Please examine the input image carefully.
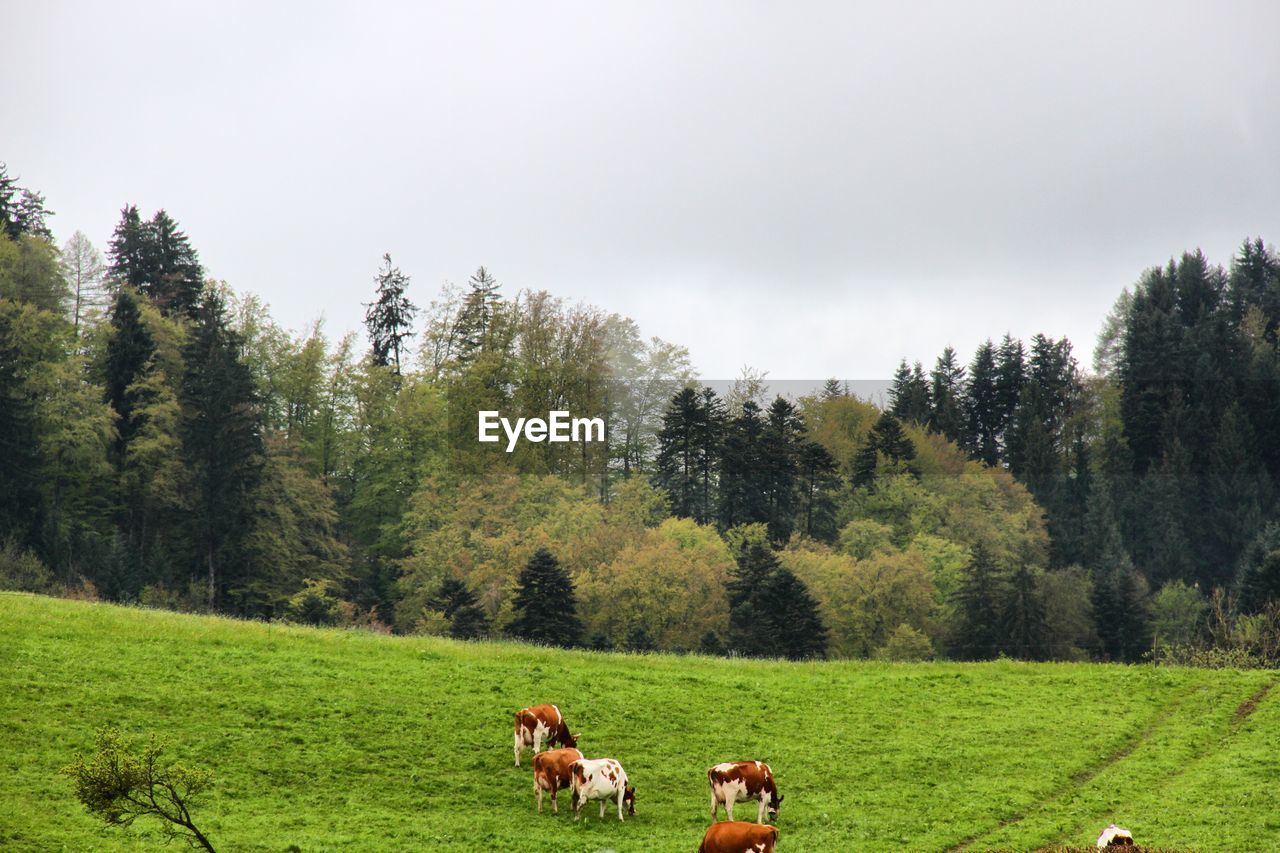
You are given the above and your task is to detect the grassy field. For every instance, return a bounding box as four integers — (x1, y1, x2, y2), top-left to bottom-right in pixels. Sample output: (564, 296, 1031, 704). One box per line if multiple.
(2, 592, 1278, 852)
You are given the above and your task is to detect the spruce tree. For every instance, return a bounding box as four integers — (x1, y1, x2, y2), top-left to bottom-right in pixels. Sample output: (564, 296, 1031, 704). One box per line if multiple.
(760, 396, 802, 544)
(451, 266, 502, 365)
(964, 340, 1001, 465)
(147, 210, 204, 317)
(797, 438, 840, 542)
(889, 360, 931, 424)
(928, 346, 966, 443)
(654, 387, 704, 520)
(950, 544, 1008, 660)
(107, 205, 153, 290)
(104, 290, 156, 465)
(0, 307, 42, 543)
(1238, 524, 1280, 614)
(180, 291, 264, 612)
(853, 411, 917, 490)
(994, 334, 1025, 462)
(717, 401, 767, 529)
(428, 577, 490, 639)
(1001, 565, 1048, 660)
(363, 254, 417, 374)
(507, 547, 583, 647)
(726, 540, 827, 659)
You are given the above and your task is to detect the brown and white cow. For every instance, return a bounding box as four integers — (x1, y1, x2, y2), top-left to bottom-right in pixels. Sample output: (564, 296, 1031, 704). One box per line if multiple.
(708, 761, 783, 823)
(1096, 824, 1135, 848)
(569, 757, 635, 822)
(513, 704, 577, 767)
(531, 747, 583, 814)
(698, 821, 780, 853)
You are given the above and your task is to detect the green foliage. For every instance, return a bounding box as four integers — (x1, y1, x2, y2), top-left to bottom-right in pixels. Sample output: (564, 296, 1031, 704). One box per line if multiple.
(425, 577, 490, 640)
(0, 538, 54, 592)
(875, 623, 935, 661)
(363, 254, 416, 373)
(1150, 581, 1207, 649)
(0, 231, 68, 311)
(727, 539, 828, 659)
(506, 547, 583, 647)
(284, 578, 341, 626)
(107, 206, 204, 317)
(62, 727, 216, 851)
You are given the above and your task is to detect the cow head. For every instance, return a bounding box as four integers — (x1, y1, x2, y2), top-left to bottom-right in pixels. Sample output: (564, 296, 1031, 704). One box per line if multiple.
(623, 784, 636, 816)
(563, 730, 580, 749)
(767, 791, 783, 821)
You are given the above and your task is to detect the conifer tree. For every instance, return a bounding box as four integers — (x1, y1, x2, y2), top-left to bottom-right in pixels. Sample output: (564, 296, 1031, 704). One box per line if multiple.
(180, 291, 264, 611)
(451, 266, 501, 365)
(852, 411, 916, 490)
(888, 359, 931, 424)
(964, 340, 1001, 464)
(760, 396, 802, 544)
(147, 210, 204, 317)
(428, 577, 491, 639)
(507, 547, 583, 647)
(363, 254, 416, 374)
(717, 400, 766, 529)
(994, 334, 1025, 461)
(1238, 524, 1280, 613)
(797, 438, 840, 542)
(654, 387, 704, 520)
(726, 540, 827, 659)
(928, 346, 966, 443)
(1002, 565, 1048, 660)
(950, 544, 1008, 660)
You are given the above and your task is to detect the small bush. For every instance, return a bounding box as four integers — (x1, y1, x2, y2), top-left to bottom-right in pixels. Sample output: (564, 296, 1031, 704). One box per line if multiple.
(284, 578, 340, 626)
(0, 539, 54, 593)
(876, 624, 935, 662)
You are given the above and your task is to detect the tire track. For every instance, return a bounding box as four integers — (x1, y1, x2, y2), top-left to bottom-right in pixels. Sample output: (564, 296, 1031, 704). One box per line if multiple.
(945, 683, 1207, 853)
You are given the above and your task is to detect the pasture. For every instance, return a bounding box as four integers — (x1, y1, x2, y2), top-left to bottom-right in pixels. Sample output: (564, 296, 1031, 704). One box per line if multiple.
(2, 592, 1277, 851)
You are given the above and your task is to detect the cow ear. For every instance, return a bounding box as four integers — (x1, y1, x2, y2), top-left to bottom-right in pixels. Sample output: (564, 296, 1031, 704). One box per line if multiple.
(778, 794, 785, 802)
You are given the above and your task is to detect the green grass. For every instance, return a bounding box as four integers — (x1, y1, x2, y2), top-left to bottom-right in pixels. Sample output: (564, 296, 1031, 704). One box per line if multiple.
(2, 592, 1277, 852)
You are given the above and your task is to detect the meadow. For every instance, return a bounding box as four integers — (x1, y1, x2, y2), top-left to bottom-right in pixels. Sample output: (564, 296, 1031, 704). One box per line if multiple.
(2, 592, 1277, 852)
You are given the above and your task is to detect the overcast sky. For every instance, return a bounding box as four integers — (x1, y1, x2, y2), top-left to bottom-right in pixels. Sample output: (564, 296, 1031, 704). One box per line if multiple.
(7, 1, 1279, 380)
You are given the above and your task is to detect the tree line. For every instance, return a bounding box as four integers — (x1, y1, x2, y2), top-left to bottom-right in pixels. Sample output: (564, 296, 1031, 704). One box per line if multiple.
(3, 158, 1280, 665)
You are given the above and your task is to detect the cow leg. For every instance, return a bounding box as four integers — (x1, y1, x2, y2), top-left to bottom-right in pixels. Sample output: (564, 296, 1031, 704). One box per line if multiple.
(724, 796, 734, 821)
(617, 789, 625, 821)
(710, 790, 719, 821)
(514, 730, 522, 767)
(758, 797, 766, 824)
(550, 783, 559, 814)
(536, 781, 543, 814)
(533, 731, 543, 755)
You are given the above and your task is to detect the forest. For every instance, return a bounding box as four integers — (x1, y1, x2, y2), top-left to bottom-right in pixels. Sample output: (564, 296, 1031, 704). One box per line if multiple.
(3, 159, 1280, 666)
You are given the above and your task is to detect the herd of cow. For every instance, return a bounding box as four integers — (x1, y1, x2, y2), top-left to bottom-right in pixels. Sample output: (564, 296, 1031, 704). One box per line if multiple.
(514, 702, 783, 852)
(513, 702, 1139, 852)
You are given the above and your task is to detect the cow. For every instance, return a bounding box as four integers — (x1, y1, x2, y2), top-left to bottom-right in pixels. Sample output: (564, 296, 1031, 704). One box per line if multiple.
(1096, 824, 1135, 848)
(698, 820, 780, 853)
(513, 704, 577, 767)
(569, 757, 635, 822)
(708, 761, 783, 824)
(531, 747, 583, 814)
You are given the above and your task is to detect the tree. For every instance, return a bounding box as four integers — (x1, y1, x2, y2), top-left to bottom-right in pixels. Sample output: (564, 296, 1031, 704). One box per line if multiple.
(796, 438, 840, 542)
(654, 387, 706, 521)
(760, 396, 803, 544)
(180, 291, 264, 611)
(964, 340, 1000, 465)
(427, 577, 491, 639)
(717, 401, 767, 529)
(107, 207, 204, 317)
(851, 411, 916, 490)
(928, 346, 966, 443)
(451, 265, 501, 365)
(364, 254, 416, 374)
(727, 537, 827, 659)
(1002, 565, 1048, 660)
(949, 544, 1007, 660)
(61, 231, 108, 335)
(63, 728, 216, 852)
(888, 360, 930, 424)
(507, 547, 583, 647)
(0, 163, 53, 239)
(1239, 524, 1280, 613)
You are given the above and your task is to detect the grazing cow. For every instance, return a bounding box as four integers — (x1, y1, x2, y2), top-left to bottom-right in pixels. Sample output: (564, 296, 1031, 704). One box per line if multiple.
(1096, 824, 1135, 848)
(513, 704, 577, 767)
(708, 761, 783, 824)
(532, 747, 583, 814)
(569, 757, 635, 821)
(698, 820, 779, 853)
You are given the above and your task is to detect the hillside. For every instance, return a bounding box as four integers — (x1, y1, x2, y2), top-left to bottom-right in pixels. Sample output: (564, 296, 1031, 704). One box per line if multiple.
(2, 593, 1277, 852)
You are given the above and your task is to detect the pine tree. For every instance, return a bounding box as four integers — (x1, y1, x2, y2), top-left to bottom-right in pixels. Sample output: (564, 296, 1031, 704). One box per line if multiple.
(104, 290, 157, 466)
(428, 577, 491, 639)
(507, 547, 583, 647)
(0, 164, 53, 239)
(147, 210, 204, 318)
(180, 291, 264, 612)
(717, 401, 767, 529)
(1238, 524, 1280, 613)
(928, 346, 966, 443)
(0, 306, 43, 543)
(964, 340, 1001, 465)
(107, 205, 153, 290)
(726, 540, 827, 659)
(950, 545, 1008, 660)
(1002, 565, 1048, 660)
(888, 360, 931, 424)
(760, 396, 802, 544)
(654, 387, 704, 520)
(363, 254, 417, 374)
(451, 266, 501, 365)
(821, 378, 845, 400)
(852, 411, 916, 490)
(994, 334, 1025, 462)
(796, 438, 840, 542)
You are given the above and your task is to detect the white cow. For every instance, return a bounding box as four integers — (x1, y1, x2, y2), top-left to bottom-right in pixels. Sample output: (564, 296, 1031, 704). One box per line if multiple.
(569, 757, 636, 821)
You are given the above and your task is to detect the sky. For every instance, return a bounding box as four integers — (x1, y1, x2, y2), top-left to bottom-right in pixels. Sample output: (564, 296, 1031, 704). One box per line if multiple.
(6, 1, 1279, 381)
